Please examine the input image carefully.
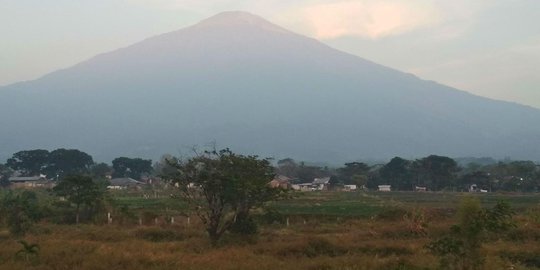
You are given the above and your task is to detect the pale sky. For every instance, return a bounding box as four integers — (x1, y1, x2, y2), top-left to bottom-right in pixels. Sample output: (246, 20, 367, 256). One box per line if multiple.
(1, 0, 539, 108)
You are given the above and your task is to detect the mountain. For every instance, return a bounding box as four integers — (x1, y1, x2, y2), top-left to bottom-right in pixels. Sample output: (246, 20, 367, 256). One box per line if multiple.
(1, 11, 540, 163)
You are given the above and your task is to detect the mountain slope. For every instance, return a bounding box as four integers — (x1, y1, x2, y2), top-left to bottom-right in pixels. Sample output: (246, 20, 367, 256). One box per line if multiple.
(1, 11, 539, 162)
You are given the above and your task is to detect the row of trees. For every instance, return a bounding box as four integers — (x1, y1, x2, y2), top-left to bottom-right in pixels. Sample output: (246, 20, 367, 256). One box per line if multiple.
(2, 148, 539, 192)
(7, 149, 93, 178)
(1, 149, 153, 182)
(276, 155, 540, 192)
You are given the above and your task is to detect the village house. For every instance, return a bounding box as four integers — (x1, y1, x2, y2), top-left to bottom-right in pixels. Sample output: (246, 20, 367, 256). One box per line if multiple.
(378, 185, 391, 192)
(9, 175, 55, 189)
(312, 177, 330, 191)
(107, 178, 146, 190)
(291, 183, 314, 191)
(469, 184, 488, 193)
(291, 177, 331, 191)
(269, 175, 291, 189)
(344, 184, 357, 191)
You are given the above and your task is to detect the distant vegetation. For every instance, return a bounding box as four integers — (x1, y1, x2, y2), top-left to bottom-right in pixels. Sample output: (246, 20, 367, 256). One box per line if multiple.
(0, 148, 539, 269)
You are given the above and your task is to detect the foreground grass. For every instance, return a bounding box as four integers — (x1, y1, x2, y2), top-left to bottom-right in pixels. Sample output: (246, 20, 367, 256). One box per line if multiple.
(0, 215, 539, 269)
(1, 191, 539, 269)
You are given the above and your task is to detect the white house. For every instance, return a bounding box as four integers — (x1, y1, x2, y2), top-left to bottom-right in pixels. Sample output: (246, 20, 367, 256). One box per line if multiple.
(344, 185, 357, 191)
(312, 177, 331, 190)
(291, 183, 314, 191)
(378, 185, 391, 192)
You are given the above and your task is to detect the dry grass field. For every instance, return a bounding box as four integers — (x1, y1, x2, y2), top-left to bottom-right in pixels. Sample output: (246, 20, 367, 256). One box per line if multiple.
(0, 192, 539, 270)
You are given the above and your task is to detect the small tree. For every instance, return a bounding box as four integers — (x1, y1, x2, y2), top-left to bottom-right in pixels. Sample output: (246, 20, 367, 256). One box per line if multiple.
(53, 175, 104, 224)
(164, 148, 284, 246)
(0, 164, 13, 187)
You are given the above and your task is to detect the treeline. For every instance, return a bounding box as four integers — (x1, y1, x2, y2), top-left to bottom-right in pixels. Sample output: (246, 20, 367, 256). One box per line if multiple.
(0, 149, 153, 185)
(1, 149, 540, 192)
(276, 155, 540, 192)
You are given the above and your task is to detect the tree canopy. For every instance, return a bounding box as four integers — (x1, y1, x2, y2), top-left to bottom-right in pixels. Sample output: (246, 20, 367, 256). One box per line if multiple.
(112, 157, 153, 180)
(45, 149, 94, 178)
(6, 150, 50, 176)
(164, 148, 283, 246)
(5, 148, 94, 179)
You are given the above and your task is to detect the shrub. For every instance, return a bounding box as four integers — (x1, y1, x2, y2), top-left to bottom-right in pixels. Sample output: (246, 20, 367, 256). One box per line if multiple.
(1, 191, 42, 235)
(15, 240, 40, 264)
(229, 214, 258, 235)
(426, 198, 515, 270)
(259, 208, 286, 225)
(499, 251, 540, 268)
(403, 208, 429, 236)
(525, 205, 540, 224)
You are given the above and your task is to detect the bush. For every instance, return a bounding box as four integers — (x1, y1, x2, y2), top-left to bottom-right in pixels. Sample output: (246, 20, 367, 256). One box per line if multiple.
(1, 191, 42, 235)
(527, 205, 540, 223)
(259, 208, 286, 225)
(229, 214, 258, 235)
(499, 251, 540, 268)
(403, 208, 429, 236)
(48, 200, 76, 224)
(427, 198, 515, 270)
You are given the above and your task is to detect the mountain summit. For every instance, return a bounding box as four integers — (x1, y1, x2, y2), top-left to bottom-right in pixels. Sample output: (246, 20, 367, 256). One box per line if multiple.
(197, 11, 287, 29)
(1, 12, 539, 162)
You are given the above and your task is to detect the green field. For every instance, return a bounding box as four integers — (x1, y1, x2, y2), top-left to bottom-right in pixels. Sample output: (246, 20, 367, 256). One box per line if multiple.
(110, 190, 540, 219)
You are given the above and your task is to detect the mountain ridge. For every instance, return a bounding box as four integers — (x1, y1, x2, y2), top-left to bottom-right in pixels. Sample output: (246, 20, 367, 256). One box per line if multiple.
(1, 11, 539, 163)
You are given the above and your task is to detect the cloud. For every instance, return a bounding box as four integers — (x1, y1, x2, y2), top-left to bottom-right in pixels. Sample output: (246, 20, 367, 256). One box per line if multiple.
(298, 1, 441, 39)
(131, 0, 442, 39)
(128, 0, 495, 40)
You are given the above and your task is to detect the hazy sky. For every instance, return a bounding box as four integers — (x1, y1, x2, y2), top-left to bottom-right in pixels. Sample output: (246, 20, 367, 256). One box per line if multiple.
(1, 0, 539, 108)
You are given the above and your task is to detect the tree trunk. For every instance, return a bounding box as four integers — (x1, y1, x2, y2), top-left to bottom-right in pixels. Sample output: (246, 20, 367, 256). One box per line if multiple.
(76, 205, 80, 224)
(207, 218, 227, 247)
(208, 230, 220, 247)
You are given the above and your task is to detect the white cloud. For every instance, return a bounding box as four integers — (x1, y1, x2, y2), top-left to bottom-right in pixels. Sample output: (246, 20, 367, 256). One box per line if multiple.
(128, 0, 495, 40)
(132, 0, 492, 41)
(297, 1, 441, 39)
